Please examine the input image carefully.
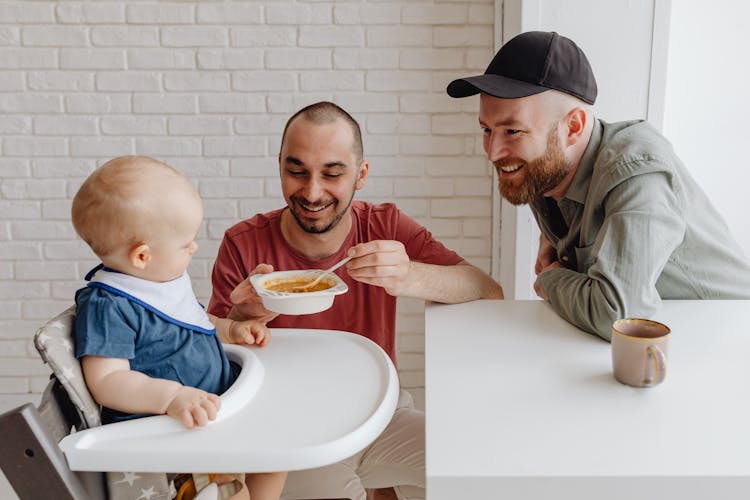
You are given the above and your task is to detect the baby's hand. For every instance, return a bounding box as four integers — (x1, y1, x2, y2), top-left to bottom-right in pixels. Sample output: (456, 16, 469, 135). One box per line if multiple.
(166, 386, 221, 429)
(229, 319, 270, 347)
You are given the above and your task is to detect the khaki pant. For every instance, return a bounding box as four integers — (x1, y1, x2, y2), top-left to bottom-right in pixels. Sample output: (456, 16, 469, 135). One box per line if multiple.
(280, 390, 425, 500)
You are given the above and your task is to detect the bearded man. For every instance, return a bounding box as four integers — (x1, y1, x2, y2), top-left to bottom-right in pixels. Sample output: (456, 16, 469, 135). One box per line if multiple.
(448, 30, 750, 338)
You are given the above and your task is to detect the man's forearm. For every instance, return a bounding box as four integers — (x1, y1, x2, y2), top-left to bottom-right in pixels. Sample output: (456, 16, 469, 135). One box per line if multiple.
(401, 261, 503, 303)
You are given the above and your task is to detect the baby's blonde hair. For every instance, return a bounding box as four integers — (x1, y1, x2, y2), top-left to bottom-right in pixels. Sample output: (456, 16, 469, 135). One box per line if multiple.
(71, 156, 192, 258)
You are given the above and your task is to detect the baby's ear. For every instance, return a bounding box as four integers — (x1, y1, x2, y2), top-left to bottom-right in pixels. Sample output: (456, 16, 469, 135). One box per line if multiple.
(128, 243, 151, 270)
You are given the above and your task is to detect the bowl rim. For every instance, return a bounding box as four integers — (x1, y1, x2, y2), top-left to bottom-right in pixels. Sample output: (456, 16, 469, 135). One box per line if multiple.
(249, 269, 349, 298)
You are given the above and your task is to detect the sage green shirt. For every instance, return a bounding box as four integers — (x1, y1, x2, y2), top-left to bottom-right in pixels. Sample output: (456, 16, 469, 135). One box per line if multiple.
(531, 119, 750, 340)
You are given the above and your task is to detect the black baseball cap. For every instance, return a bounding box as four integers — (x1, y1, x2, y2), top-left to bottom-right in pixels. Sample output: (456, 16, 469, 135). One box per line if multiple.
(447, 31, 597, 104)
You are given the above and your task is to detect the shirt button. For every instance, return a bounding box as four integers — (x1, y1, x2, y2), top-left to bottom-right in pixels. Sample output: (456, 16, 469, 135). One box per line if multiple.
(561, 255, 569, 262)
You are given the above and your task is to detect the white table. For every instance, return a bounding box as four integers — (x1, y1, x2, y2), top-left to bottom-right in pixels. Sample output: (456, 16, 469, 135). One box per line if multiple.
(425, 300, 750, 500)
(60, 329, 399, 473)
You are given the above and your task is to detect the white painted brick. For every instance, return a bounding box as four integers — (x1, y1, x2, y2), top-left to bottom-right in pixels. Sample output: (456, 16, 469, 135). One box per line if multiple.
(200, 94, 265, 114)
(3, 138, 67, 157)
(394, 178, 454, 197)
(0, 376, 28, 393)
(100, 116, 166, 135)
(423, 218, 461, 238)
(0, 93, 62, 113)
(426, 157, 490, 177)
(0, 358, 50, 377)
(230, 27, 296, 47)
(467, 256, 492, 275)
(91, 26, 159, 47)
(402, 4, 468, 24)
(398, 370, 424, 387)
(134, 138, 201, 157)
(162, 27, 228, 47)
(42, 240, 96, 260)
(133, 94, 196, 114)
(199, 178, 264, 199)
(455, 177, 491, 197)
(232, 72, 296, 91)
(15, 262, 78, 281)
(400, 49, 464, 70)
(164, 72, 229, 91)
(432, 113, 481, 135)
(30, 376, 51, 393)
(0, 26, 19, 45)
(300, 71, 364, 91)
(69, 137, 131, 157)
(96, 72, 160, 92)
(466, 47, 495, 71)
(0, 72, 23, 91)
(0, 263, 11, 280)
(266, 93, 334, 114)
(197, 4, 263, 24)
(11, 221, 76, 240)
(230, 158, 280, 177)
(22, 26, 88, 47)
(0, 3, 55, 23)
(197, 49, 263, 70)
(1, 180, 67, 200)
(1, 339, 24, 355)
(126, 3, 194, 24)
(469, 3, 495, 25)
(366, 26, 431, 48)
(334, 4, 401, 25)
(0, 242, 42, 261)
(23, 300, 76, 320)
(0, 222, 8, 241)
(60, 49, 126, 69)
(53, 281, 88, 301)
(168, 116, 232, 135)
(65, 94, 131, 114)
(397, 353, 424, 371)
(362, 135, 398, 156)
(41, 200, 74, 221)
(266, 4, 331, 24)
(399, 93, 463, 113)
(366, 156, 424, 177)
(333, 48, 398, 69)
(203, 199, 238, 219)
(171, 158, 229, 177)
(366, 114, 430, 135)
(0, 159, 29, 177)
(128, 49, 195, 69)
(32, 158, 95, 178)
(430, 198, 491, 218)
(0, 48, 56, 69)
(366, 71, 430, 92)
(0, 201, 41, 220)
(264, 178, 284, 198)
(434, 26, 493, 47)
(0, 116, 30, 134)
(356, 177, 392, 198)
(399, 135, 464, 156)
(0, 393, 42, 412)
(387, 197, 427, 217)
(333, 93, 398, 113)
(34, 116, 97, 135)
(463, 218, 493, 238)
(56, 3, 125, 24)
(203, 137, 266, 157)
(299, 26, 364, 47)
(265, 48, 331, 70)
(238, 198, 285, 219)
(441, 237, 491, 257)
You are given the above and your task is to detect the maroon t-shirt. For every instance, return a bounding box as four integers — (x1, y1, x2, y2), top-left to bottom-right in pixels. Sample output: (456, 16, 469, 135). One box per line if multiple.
(208, 201, 463, 365)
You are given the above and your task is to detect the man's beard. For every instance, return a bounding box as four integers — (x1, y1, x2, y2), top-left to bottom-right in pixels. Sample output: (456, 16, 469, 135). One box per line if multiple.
(497, 126, 570, 206)
(288, 188, 356, 234)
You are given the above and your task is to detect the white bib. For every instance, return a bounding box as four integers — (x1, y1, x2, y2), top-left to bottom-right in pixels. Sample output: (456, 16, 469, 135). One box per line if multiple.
(87, 267, 215, 334)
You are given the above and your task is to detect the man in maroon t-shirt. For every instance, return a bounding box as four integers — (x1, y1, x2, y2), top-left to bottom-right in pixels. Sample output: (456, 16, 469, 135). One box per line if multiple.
(209, 101, 503, 500)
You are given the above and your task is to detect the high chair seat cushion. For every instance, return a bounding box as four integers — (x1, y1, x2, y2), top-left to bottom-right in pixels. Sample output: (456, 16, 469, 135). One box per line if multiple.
(34, 305, 102, 428)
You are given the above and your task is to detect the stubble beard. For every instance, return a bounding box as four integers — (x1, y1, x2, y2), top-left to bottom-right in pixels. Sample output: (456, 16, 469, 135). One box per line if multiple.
(289, 178, 358, 235)
(497, 127, 570, 206)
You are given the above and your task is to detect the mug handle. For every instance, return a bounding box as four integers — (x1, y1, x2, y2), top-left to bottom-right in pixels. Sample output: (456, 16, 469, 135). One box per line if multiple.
(643, 345, 666, 386)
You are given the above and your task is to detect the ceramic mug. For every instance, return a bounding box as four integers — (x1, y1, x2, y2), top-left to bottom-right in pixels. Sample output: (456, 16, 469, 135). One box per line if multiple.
(611, 318, 671, 387)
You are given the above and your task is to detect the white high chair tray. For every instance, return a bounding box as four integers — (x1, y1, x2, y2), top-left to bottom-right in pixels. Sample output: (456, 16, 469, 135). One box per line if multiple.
(59, 329, 399, 473)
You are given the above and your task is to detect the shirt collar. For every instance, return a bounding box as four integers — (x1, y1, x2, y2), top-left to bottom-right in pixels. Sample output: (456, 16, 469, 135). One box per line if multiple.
(561, 119, 603, 205)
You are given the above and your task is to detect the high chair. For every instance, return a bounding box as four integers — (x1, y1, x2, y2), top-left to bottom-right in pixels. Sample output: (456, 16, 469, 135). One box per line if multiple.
(0, 307, 399, 500)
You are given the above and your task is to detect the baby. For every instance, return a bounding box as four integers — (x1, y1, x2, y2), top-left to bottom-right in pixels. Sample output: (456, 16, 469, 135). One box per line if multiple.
(71, 156, 286, 500)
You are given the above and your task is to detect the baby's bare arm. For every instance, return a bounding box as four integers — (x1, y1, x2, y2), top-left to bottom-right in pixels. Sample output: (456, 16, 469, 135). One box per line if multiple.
(81, 356, 220, 429)
(209, 313, 270, 347)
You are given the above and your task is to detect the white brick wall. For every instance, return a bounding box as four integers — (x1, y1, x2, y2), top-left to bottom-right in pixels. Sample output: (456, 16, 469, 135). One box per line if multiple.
(0, 0, 495, 414)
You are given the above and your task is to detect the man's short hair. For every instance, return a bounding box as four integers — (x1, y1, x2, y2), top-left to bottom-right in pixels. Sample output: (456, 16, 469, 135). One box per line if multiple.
(280, 101, 364, 162)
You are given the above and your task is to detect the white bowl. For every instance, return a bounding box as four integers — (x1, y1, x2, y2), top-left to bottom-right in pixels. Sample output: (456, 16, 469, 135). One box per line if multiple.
(249, 270, 349, 315)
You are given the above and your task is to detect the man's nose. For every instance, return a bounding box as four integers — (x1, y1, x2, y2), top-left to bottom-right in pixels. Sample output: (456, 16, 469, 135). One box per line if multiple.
(301, 177, 323, 201)
(486, 133, 509, 162)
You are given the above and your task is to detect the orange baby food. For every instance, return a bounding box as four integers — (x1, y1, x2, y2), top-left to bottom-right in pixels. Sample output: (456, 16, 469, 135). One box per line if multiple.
(263, 277, 334, 293)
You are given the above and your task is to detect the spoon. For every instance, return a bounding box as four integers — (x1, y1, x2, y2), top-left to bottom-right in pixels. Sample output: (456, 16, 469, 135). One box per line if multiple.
(292, 255, 352, 292)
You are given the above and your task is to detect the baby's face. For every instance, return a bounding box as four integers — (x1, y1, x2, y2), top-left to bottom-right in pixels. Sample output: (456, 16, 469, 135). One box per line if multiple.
(142, 189, 203, 283)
